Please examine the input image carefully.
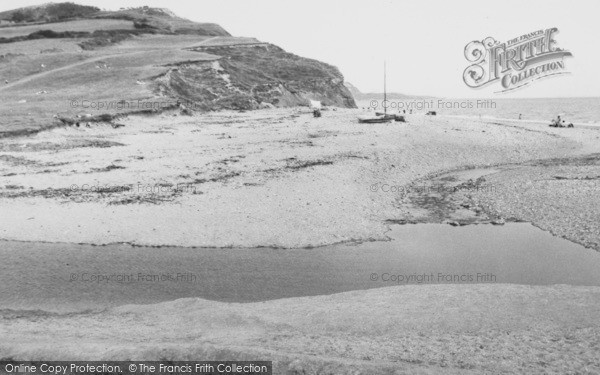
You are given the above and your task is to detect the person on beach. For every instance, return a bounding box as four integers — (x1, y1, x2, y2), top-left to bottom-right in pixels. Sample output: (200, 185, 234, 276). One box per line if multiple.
(551, 115, 562, 127)
(562, 119, 574, 128)
(549, 115, 573, 128)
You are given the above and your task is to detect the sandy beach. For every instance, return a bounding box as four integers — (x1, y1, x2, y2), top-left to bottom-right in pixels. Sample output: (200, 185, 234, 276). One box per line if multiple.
(2, 109, 600, 374)
(2, 1, 600, 373)
(1, 109, 597, 248)
(3, 284, 600, 374)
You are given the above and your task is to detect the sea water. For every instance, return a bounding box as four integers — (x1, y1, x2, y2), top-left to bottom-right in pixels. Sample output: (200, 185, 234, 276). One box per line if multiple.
(359, 97, 600, 126)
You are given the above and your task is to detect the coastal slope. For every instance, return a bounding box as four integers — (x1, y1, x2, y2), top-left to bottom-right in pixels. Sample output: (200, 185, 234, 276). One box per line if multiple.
(0, 3, 356, 137)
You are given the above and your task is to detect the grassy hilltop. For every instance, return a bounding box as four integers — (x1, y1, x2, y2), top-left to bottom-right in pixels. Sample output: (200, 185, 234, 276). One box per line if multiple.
(0, 3, 356, 137)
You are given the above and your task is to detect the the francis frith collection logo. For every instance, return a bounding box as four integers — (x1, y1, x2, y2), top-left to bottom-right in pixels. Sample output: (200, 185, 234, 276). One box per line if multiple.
(463, 28, 573, 93)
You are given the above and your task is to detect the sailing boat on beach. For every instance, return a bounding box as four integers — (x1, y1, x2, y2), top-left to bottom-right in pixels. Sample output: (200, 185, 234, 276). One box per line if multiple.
(357, 61, 394, 123)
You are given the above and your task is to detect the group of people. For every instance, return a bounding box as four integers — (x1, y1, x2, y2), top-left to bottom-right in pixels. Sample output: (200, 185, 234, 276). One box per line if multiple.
(550, 115, 574, 128)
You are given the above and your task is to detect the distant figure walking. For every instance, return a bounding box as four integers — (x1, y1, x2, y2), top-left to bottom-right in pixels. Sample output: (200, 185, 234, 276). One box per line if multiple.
(518, 113, 522, 120)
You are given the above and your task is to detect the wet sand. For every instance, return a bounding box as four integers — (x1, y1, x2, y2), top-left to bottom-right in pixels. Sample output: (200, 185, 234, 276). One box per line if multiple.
(470, 154, 600, 250)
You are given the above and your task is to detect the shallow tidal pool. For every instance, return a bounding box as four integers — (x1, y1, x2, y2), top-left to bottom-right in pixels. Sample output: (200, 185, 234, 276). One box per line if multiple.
(1, 223, 599, 313)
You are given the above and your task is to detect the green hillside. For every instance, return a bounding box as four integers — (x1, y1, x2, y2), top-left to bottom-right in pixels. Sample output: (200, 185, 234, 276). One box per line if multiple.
(0, 3, 356, 137)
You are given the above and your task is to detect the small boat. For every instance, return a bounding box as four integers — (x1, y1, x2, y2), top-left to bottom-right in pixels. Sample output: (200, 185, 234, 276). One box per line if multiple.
(357, 62, 395, 123)
(375, 112, 406, 122)
(357, 115, 393, 123)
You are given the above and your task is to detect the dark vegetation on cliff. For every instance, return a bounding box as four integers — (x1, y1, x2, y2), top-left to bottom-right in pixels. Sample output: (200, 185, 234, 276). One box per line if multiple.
(0, 3, 356, 136)
(0, 3, 99, 23)
(0, 3, 230, 45)
(160, 44, 356, 110)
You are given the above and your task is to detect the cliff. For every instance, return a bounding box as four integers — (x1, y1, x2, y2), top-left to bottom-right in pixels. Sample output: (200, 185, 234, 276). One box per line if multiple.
(0, 3, 356, 136)
(159, 44, 356, 110)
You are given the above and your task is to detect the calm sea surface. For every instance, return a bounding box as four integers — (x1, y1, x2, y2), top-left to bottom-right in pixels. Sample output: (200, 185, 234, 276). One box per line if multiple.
(358, 97, 600, 126)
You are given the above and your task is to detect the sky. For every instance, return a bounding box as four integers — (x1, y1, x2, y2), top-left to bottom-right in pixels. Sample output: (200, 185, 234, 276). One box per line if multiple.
(1, 0, 599, 98)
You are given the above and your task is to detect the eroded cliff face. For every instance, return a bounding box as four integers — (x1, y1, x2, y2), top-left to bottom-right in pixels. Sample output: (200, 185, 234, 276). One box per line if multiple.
(156, 44, 357, 110)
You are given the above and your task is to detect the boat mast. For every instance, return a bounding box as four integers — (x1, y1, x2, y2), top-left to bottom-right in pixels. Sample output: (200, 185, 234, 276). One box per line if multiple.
(383, 61, 387, 116)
